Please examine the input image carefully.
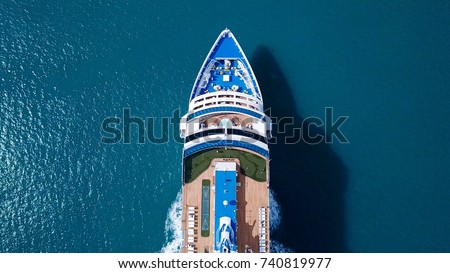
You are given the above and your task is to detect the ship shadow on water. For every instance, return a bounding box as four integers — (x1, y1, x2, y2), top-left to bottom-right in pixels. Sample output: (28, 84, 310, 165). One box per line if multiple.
(251, 46, 348, 252)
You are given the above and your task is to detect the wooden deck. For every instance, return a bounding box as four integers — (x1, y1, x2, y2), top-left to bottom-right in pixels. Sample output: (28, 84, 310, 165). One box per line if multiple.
(181, 153, 270, 253)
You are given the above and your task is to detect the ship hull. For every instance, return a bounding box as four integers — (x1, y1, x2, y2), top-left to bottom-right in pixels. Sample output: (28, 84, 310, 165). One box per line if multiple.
(180, 29, 271, 253)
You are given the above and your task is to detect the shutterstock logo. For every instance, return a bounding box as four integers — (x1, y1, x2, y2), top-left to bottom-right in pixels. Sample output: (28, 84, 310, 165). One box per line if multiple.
(100, 107, 349, 145)
(100, 108, 182, 144)
(267, 107, 349, 145)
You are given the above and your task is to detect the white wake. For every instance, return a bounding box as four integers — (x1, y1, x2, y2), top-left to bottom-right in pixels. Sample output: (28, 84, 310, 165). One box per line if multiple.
(269, 189, 293, 253)
(160, 191, 182, 253)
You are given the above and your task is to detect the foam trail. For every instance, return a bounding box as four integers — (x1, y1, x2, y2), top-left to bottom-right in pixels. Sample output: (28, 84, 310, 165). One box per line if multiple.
(269, 189, 293, 253)
(270, 240, 293, 253)
(161, 191, 182, 253)
(269, 189, 281, 230)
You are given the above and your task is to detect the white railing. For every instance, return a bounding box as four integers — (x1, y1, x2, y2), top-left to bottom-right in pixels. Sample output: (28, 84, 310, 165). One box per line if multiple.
(190, 91, 263, 112)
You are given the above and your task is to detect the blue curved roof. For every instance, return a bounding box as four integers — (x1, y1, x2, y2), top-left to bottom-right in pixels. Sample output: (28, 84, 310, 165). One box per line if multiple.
(189, 29, 262, 101)
(183, 139, 269, 159)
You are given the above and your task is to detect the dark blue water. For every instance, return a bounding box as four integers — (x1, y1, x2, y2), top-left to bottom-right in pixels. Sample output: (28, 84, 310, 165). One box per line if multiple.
(1, 1, 450, 252)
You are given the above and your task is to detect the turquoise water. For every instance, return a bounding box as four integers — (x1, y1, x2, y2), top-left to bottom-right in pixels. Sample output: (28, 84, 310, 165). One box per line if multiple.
(1, 1, 450, 252)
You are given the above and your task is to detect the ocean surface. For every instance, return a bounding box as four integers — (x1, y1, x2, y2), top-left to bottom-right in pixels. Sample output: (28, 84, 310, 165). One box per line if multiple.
(1, 1, 450, 252)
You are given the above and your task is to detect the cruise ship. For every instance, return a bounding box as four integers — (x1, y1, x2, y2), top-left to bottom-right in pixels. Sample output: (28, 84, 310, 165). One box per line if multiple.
(179, 29, 272, 253)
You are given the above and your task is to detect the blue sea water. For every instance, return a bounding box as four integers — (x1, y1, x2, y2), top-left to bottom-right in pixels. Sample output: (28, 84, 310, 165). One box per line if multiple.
(1, 0, 450, 252)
